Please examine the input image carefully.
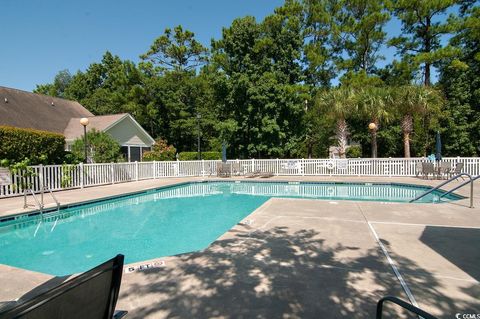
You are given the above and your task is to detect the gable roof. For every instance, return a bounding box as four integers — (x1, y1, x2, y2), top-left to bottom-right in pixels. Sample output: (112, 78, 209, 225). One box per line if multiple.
(0, 86, 93, 133)
(64, 113, 155, 146)
(63, 114, 128, 141)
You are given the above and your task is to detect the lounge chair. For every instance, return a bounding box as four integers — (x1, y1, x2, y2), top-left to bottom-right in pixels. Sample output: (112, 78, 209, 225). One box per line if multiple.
(0, 255, 127, 319)
(244, 169, 260, 178)
(259, 171, 274, 178)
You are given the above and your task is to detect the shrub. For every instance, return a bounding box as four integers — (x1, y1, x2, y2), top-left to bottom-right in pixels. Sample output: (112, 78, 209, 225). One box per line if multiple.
(346, 145, 362, 158)
(142, 139, 176, 161)
(1, 158, 37, 190)
(178, 151, 222, 161)
(71, 129, 122, 163)
(0, 126, 65, 164)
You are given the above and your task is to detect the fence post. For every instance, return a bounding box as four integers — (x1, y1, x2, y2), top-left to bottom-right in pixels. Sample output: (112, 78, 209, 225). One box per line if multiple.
(38, 164, 44, 191)
(389, 157, 392, 178)
(135, 161, 139, 181)
(111, 163, 115, 184)
(80, 163, 84, 189)
(153, 161, 156, 179)
(276, 158, 279, 176)
(301, 158, 305, 176)
(38, 164, 44, 205)
(251, 158, 255, 172)
(202, 159, 205, 177)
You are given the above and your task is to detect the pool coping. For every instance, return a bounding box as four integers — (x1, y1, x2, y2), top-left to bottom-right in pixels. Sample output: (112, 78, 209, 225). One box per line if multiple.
(0, 179, 464, 226)
(0, 177, 478, 317)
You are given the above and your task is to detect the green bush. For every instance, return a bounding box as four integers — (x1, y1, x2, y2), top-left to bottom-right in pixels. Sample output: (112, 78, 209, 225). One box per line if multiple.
(346, 145, 362, 158)
(71, 129, 122, 163)
(142, 139, 176, 161)
(0, 126, 65, 164)
(178, 151, 222, 161)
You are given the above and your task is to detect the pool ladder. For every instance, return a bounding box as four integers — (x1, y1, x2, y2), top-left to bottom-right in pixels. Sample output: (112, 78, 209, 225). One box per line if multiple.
(23, 187, 60, 217)
(409, 173, 478, 208)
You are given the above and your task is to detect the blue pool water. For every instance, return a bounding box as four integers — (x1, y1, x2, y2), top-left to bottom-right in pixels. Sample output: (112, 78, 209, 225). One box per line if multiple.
(0, 181, 460, 275)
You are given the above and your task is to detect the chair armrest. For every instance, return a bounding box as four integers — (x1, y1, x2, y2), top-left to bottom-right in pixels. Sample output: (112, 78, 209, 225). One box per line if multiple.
(113, 310, 128, 318)
(376, 296, 437, 319)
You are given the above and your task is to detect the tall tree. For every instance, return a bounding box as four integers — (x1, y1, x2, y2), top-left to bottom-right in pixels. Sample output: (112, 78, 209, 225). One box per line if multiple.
(315, 87, 357, 158)
(34, 69, 72, 98)
(60, 52, 145, 115)
(358, 86, 392, 158)
(140, 26, 216, 151)
(338, 0, 390, 74)
(301, 0, 342, 86)
(437, 2, 480, 155)
(389, 0, 460, 86)
(393, 85, 443, 157)
(212, 6, 305, 158)
(140, 25, 209, 73)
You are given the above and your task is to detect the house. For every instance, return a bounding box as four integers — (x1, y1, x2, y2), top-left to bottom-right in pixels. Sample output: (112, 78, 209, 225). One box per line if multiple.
(0, 86, 155, 162)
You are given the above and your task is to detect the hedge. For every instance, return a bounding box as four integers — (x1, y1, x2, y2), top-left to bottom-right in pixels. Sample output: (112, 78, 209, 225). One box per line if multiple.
(178, 152, 222, 161)
(0, 126, 65, 164)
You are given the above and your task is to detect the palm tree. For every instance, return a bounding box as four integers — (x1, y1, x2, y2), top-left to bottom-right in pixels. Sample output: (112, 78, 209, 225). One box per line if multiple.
(316, 88, 356, 158)
(394, 86, 443, 158)
(358, 87, 392, 158)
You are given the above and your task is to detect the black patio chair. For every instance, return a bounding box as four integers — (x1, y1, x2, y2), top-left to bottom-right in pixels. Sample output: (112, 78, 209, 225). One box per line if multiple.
(376, 296, 437, 319)
(0, 254, 127, 319)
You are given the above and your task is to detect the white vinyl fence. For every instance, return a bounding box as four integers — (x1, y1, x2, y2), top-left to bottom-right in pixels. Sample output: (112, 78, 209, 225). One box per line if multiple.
(1, 157, 479, 198)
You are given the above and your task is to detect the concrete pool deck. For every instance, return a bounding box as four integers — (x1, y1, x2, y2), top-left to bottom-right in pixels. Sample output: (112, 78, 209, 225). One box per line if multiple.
(0, 176, 479, 318)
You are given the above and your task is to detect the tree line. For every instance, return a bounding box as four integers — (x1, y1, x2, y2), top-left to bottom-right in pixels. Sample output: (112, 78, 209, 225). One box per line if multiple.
(35, 0, 480, 159)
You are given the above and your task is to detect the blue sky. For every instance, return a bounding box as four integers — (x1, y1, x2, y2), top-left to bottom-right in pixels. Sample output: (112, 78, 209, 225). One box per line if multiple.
(1, 0, 451, 91)
(1, 0, 284, 91)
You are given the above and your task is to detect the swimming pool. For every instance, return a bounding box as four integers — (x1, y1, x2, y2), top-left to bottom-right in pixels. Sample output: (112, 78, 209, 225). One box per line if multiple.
(0, 181, 461, 275)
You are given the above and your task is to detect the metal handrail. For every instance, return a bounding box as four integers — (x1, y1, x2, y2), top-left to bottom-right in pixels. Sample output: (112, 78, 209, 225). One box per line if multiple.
(23, 189, 44, 216)
(23, 186, 61, 217)
(376, 296, 438, 319)
(41, 186, 60, 211)
(440, 174, 480, 199)
(409, 173, 474, 208)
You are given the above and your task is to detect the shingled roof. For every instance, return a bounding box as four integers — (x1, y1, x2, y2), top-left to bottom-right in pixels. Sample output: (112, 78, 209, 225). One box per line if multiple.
(0, 86, 93, 134)
(63, 114, 129, 141)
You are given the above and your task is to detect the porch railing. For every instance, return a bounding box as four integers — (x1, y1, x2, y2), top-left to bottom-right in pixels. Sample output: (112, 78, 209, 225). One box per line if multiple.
(1, 157, 479, 198)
